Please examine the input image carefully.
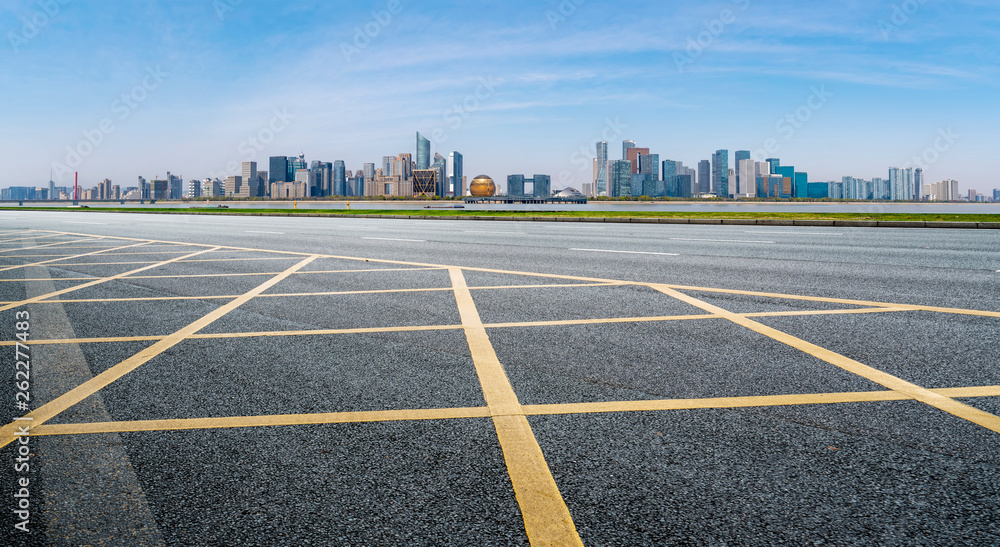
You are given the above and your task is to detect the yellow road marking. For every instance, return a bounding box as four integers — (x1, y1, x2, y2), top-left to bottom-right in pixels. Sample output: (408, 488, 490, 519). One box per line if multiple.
(1, 308, 913, 346)
(0, 234, 83, 246)
(17, 386, 1000, 437)
(0, 255, 319, 449)
(0, 238, 103, 254)
(0, 324, 466, 346)
(450, 268, 582, 546)
(28, 407, 492, 436)
(523, 386, 1000, 416)
(652, 285, 1000, 433)
(663, 284, 1000, 319)
(0, 241, 151, 273)
(6, 251, 203, 258)
(0, 247, 222, 312)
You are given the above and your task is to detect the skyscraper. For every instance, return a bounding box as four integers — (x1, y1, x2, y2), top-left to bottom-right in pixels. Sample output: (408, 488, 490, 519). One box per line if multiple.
(626, 147, 650, 174)
(610, 160, 631, 197)
(269, 157, 288, 184)
(738, 159, 756, 198)
(334, 161, 346, 196)
(507, 174, 525, 197)
(639, 153, 660, 196)
(698, 160, 711, 194)
(622, 140, 636, 161)
(241, 162, 258, 197)
(662, 160, 678, 197)
(416, 132, 431, 170)
(532, 174, 551, 198)
(914, 168, 924, 201)
(432, 153, 447, 198)
(712, 150, 729, 197)
(734, 151, 750, 194)
(449, 152, 464, 197)
(596, 141, 608, 195)
(363, 163, 375, 183)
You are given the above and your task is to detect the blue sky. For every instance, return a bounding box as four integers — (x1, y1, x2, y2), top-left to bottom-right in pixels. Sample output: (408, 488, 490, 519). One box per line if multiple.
(2, 0, 998, 193)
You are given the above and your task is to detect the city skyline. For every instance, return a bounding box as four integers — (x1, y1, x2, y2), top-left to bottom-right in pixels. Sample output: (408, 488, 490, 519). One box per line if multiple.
(3, 1, 998, 193)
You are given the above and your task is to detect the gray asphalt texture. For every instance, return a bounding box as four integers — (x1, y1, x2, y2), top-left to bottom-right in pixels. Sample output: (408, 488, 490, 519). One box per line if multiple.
(0, 211, 998, 546)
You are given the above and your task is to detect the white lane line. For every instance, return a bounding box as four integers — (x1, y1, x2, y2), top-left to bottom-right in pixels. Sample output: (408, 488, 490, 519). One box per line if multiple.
(464, 230, 525, 235)
(670, 238, 774, 244)
(572, 248, 679, 256)
(245, 231, 285, 234)
(61, 221, 108, 225)
(745, 231, 843, 236)
(363, 237, 426, 243)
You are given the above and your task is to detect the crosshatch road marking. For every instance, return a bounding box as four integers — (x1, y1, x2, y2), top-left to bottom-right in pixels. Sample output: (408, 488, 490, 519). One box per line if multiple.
(450, 267, 584, 546)
(0, 255, 320, 450)
(653, 284, 1000, 434)
(0, 241, 150, 273)
(0, 246, 222, 312)
(3, 229, 998, 546)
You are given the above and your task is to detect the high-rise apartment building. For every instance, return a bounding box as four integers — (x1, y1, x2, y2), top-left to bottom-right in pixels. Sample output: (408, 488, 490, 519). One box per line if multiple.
(416, 132, 431, 170)
(363, 163, 375, 183)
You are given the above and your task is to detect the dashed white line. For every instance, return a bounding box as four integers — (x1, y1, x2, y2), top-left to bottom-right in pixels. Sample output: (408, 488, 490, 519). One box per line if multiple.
(364, 237, 426, 243)
(245, 231, 285, 234)
(669, 238, 774, 244)
(745, 231, 843, 236)
(572, 248, 679, 256)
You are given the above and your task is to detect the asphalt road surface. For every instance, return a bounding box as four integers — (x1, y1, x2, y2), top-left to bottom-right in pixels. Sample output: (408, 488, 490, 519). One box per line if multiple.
(0, 210, 998, 546)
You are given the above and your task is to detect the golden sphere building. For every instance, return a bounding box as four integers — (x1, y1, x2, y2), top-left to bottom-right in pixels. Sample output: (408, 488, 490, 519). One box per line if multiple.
(469, 175, 496, 197)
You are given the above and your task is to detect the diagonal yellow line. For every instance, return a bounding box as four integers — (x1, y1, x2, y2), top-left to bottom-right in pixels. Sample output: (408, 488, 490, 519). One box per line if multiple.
(0, 246, 223, 312)
(450, 267, 582, 546)
(661, 284, 1000, 319)
(0, 255, 320, 449)
(0, 237, 104, 254)
(0, 234, 82, 246)
(0, 240, 148, 273)
(651, 284, 1000, 434)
